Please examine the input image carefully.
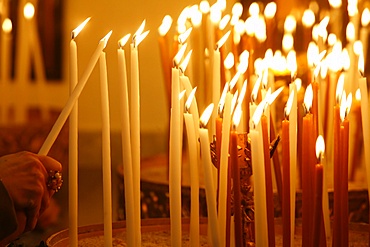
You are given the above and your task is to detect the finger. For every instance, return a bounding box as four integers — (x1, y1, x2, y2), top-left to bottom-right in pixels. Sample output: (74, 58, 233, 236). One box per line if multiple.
(40, 179, 51, 215)
(38, 155, 62, 172)
(25, 198, 42, 232)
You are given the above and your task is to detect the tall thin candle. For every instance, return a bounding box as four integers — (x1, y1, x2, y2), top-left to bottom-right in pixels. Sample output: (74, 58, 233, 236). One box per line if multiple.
(118, 34, 136, 247)
(99, 50, 112, 247)
(68, 17, 90, 247)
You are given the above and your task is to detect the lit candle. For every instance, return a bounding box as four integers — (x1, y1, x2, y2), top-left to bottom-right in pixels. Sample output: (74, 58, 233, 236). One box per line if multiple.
(302, 9, 315, 52)
(131, 22, 149, 246)
(218, 85, 232, 247)
(38, 31, 112, 156)
(313, 135, 325, 246)
(349, 89, 362, 180)
(333, 73, 344, 247)
(360, 8, 370, 64)
(1, 18, 12, 82)
(250, 101, 269, 246)
(340, 92, 351, 247)
(183, 89, 200, 247)
(68, 17, 90, 247)
(282, 90, 294, 247)
(261, 113, 275, 247)
(301, 84, 314, 246)
(212, 31, 230, 139)
(264, 2, 277, 50)
(169, 44, 186, 247)
(158, 15, 173, 108)
(358, 55, 370, 224)
(230, 105, 243, 246)
(117, 33, 136, 247)
(99, 46, 112, 247)
(199, 103, 220, 247)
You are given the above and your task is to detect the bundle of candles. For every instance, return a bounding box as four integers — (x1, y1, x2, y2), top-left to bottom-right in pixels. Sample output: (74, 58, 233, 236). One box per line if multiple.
(32, 0, 370, 247)
(158, 0, 370, 246)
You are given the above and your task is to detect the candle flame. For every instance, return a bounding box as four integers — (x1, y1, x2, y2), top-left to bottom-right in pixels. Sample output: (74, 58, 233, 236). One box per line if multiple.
(134, 20, 146, 38)
(285, 90, 295, 118)
(303, 84, 313, 112)
(237, 80, 248, 105)
(346, 93, 352, 117)
(232, 104, 242, 129)
(200, 1, 210, 14)
(190, 5, 202, 27)
(118, 33, 131, 48)
(287, 50, 297, 75)
(229, 71, 241, 90)
(200, 103, 214, 127)
(356, 88, 361, 101)
(248, 2, 260, 16)
(307, 42, 319, 68)
(101, 30, 113, 49)
(24, 3, 35, 19)
(328, 33, 337, 46)
(174, 43, 188, 67)
(232, 2, 244, 17)
(224, 52, 234, 70)
(342, 48, 350, 71)
(134, 30, 149, 48)
(315, 135, 325, 162)
(2, 18, 12, 33)
(282, 34, 294, 53)
(251, 100, 265, 128)
(219, 15, 230, 30)
(284, 15, 297, 33)
(185, 87, 197, 112)
(295, 78, 302, 91)
(346, 22, 355, 42)
(329, 0, 342, 8)
(72, 17, 91, 39)
(231, 91, 239, 113)
(302, 9, 315, 27)
(358, 52, 364, 76)
(251, 76, 261, 103)
(340, 91, 347, 121)
(264, 2, 277, 19)
(158, 15, 172, 36)
(319, 16, 330, 32)
(362, 8, 370, 26)
(210, 4, 222, 24)
(179, 50, 193, 73)
(268, 86, 284, 105)
(179, 89, 186, 101)
(178, 27, 192, 44)
(336, 73, 345, 104)
(354, 40, 363, 56)
(218, 83, 229, 115)
(216, 30, 231, 49)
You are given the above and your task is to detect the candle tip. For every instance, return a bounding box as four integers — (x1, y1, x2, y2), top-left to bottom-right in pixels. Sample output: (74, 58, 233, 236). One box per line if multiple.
(101, 30, 113, 48)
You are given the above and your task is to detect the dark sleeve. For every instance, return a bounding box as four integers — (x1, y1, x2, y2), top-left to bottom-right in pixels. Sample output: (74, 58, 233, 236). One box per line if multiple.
(0, 180, 18, 241)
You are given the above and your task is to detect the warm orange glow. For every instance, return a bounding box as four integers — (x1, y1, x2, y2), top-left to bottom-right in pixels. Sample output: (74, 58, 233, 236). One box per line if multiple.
(2, 18, 12, 34)
(264, 2, 277, 19)
(284, 15, 297, 33)
(285, 90, 295, 117)
(359, 52, 365, 75)
(251, 100, 265, 128)
(238, 50, 249, 74)
(329, 0, 342, 8)
(255, 16, 267, 42)
(158, 15, 172, 36)
(362, 8, 370, 27)
(229, 71, 241, 90)
(295, 78, 302, 91)
(190, 5, 202, 27)
(219, 15, 230, 30)
(341, 48, 350, 71)
(232, 2, 243, 17)
(346, 22, 355, 42)
(174, 43, 188, 66)
(286, 50, 297, 74)
(348, 0, 358, 17)
(302, 9, 315, 27)
(101, 30, 113, 49)
(307, 42, 319, 67)
(268, 86, 284, 105)
(134, 30, 149, 47)
(356, 88, 361, 101)
(24, 3, 35, 19)
(327, 33, 337, 46)
(237, 80, 248, 105)
(354, 40, 363, 56)
(248, 2, 260, 16)
(210, 4, 222, 24)
(200, 103, 214, 127)
(218, 83, 229, 115)
(178, 27, 192, 44)
(251, 76, 261, 103)
(200, 1, 210, 14)
(71, 17, 90, 39)
(315, 135, 325, 161)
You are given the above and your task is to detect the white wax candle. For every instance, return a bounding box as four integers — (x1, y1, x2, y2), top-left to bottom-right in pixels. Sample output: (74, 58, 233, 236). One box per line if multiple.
(184, 112, 200, 247)
(288, 84, 297, 246)
(180, 75, 200, 134)
(211, 48, 221, 137)
(199, 127, 220, 247)
(68, 38, 78, 247)
(118, 48, 135, 247)
(99, 51, 112, 247)
(250, 124, 268, 246)
(130, 42, 142, 246)
(169, 67, 182, 246)
(359, 77, 370, 200)
(38, 31, 111, 155)
(218, 92, 232, 247)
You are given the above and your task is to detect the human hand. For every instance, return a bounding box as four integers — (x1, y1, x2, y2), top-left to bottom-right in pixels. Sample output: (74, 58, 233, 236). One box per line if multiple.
(0, 151, 62, 232)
